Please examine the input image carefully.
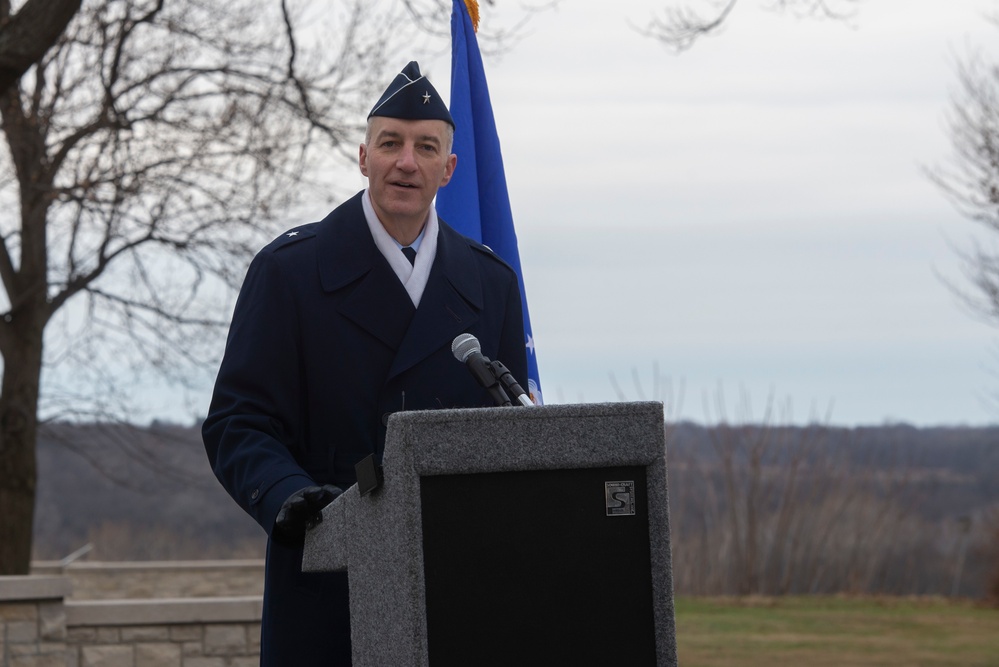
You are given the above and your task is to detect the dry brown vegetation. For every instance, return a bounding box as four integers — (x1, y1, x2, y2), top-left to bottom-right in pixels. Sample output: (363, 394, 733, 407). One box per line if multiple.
(32, 419, 999, 600)
(667, 421, 999, 598)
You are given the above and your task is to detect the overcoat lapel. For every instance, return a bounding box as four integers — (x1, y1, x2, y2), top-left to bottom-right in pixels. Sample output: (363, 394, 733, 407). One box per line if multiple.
(314, 195, 483, 379)
(387, 221, 483, 380)
(315, 194, 415, 351)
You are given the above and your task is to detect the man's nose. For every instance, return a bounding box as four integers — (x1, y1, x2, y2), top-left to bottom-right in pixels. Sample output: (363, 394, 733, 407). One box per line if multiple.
(396, 145, 417, 170)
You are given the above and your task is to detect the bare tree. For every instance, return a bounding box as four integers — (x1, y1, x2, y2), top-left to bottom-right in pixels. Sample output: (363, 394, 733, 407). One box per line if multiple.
(639, 0, 861, 52)
(987, 507, 999, 604)
(929, 21, 999, 335)
(0, 0, 549, 575)
(0, 0, 82, 94)
(666, 389, 933, 597)
(696, 390, 836, 595)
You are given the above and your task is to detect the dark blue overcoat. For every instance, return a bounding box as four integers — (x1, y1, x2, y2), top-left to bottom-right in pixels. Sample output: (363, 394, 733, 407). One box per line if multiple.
(202, 192, 528, 666)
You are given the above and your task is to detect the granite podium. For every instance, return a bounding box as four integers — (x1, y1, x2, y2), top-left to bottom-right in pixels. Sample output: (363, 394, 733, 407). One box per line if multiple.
(302, 401, 677, 666)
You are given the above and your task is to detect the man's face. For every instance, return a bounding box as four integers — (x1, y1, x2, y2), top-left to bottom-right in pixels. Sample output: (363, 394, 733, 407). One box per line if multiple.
(359, 117, 457, 234)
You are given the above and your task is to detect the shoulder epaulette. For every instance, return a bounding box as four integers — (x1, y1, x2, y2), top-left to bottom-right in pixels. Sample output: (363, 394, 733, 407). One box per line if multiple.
(467, 238, 514, 269)
(266, 223, 318, 252)
(465, 236, 494, 255)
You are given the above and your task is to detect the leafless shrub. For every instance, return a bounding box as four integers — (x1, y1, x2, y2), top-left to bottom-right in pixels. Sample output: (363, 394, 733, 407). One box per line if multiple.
(81, 521, 264, 561)
(982, 507, 999, 605)
(669, 390, 929, 596)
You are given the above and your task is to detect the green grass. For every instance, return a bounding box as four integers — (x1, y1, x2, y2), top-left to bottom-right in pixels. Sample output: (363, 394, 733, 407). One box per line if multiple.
(674, 596, 999, 666)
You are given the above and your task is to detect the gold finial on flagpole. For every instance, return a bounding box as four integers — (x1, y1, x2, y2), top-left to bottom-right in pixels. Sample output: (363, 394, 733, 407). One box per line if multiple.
(463, 0, 480, 32)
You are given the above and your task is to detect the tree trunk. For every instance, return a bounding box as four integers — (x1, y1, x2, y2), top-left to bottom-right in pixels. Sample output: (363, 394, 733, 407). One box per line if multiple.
(0, 0, 82, 94)
(0, 318, 43, 574)
(0, 55, 52, 575)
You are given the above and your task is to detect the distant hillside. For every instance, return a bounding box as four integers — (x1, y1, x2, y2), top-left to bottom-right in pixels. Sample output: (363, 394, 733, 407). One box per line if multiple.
(34, 422, 265, 561)
(32, 419, 999, 598)
(667, 421, 999, 520)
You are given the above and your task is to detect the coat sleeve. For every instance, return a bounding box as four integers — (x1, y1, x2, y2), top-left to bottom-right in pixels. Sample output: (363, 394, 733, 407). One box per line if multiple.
(202, 248, 315, 535)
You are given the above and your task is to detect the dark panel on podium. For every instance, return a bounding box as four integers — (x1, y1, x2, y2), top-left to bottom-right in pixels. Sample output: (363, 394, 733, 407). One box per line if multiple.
(420, 465, 657, 666)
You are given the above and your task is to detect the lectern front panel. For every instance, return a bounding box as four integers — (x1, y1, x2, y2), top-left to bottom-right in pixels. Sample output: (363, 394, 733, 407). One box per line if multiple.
(420, 465, 657, 666)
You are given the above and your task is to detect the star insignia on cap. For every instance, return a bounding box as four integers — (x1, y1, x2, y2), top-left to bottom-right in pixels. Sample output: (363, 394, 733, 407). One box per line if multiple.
(422, 91, 432, 105)
(286, 231, 299, 237)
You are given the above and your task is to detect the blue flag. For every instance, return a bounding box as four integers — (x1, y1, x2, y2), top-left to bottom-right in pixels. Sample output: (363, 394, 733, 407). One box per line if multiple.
(438, 0, 543, 404)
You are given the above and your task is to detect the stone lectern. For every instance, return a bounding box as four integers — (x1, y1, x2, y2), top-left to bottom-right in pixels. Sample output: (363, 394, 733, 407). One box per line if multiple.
(302, 401, 677, 666)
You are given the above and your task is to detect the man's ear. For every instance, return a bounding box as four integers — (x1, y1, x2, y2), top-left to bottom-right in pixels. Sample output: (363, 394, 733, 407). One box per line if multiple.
(358, 144, 369, 177)
(439, 153, 458, 187)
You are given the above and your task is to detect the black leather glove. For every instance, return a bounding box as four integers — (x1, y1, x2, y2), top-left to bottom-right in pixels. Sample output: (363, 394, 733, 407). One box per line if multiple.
(273, 484, 343, 542)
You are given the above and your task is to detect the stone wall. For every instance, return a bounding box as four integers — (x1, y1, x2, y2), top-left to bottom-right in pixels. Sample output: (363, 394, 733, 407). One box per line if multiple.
(66, 596, 262, 667)
(0, 576, 69, 667)
(1, 570, 263, 667)
(30, 561, 264, 600)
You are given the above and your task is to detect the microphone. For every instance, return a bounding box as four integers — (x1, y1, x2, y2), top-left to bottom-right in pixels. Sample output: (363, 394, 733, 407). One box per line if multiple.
(452, 333, 510, 406)
(451, 333, 533, 407)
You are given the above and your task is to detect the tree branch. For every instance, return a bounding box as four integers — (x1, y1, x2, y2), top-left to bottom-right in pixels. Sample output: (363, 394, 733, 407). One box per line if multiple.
(641, 0, 860, 52)
(0, 0, 81, 94)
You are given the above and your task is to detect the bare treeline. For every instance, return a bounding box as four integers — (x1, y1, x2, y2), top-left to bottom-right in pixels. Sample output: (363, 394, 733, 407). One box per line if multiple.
(667, 421, 999, 599)
(32, 419, 999, 599)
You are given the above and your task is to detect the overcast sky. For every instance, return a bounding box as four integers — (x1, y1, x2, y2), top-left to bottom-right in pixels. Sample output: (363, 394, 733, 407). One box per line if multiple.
(138, 0, 999, 427)
(415, 0, 999, 426)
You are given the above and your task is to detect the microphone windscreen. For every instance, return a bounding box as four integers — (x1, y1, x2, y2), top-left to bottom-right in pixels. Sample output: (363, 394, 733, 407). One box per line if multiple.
(451, 333, 480, 363)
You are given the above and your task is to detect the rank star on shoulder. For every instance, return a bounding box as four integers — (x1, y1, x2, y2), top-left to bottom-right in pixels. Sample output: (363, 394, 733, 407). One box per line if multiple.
(422, 91, 432, 104)
(286, 231, 299, 237)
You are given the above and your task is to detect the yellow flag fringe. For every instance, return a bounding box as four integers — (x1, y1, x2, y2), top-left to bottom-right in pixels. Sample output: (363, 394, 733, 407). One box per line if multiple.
(463, 0, 480, 32)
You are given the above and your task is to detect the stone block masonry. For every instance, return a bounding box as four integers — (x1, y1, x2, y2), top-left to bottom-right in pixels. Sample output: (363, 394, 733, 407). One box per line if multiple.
(1, 576, 262, 667)
(0, 576, 70, 667)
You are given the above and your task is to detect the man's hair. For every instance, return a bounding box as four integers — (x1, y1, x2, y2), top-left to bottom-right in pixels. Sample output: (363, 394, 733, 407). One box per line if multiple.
(364, 118, 455, 155)
(442, 123, 455, 154)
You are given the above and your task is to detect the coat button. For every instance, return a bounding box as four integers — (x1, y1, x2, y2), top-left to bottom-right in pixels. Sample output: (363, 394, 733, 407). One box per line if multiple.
(251, 489, 259, 500)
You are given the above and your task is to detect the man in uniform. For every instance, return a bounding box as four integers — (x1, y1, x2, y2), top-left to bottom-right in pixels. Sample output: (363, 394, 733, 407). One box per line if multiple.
(203, 61, 529, 665)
